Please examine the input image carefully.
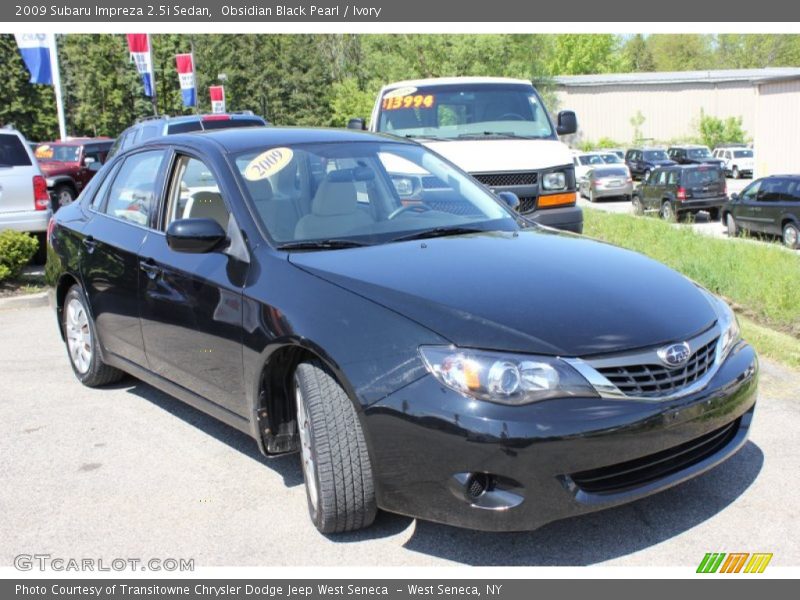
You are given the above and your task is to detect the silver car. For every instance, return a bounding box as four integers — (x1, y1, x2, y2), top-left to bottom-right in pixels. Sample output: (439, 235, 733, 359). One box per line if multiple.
(579, 166, 633, 203)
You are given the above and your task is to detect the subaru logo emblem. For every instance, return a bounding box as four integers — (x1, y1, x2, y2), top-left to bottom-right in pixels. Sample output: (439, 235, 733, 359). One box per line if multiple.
(658, 342, 691, 368)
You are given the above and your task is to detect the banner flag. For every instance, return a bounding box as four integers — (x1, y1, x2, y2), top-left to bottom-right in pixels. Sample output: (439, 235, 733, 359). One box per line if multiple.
(126, 34, 155, 97)
(175, 53, 196, 107)
(14, 33, 53, 85)
(209, 85, 226, 114)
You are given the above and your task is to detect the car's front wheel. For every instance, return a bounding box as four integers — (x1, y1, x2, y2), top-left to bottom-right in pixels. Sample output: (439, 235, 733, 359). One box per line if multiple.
(726, 213, 740, 237)
(783, 222, 800, 249)
(660, 201, 676, 222)
(632, 196, 644, 216)
(294, 359, 376, 533)
(63, 285, 124, 387)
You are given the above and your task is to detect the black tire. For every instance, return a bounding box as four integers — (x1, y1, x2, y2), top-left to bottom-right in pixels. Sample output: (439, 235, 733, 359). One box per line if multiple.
(62, 285, 125, 387)
(53, 184, 76, 210)
(726, 213, 740, 237)
(294, 359, 376, 533)
(783, 222, 800, 249)
(588, 189, 595, 203)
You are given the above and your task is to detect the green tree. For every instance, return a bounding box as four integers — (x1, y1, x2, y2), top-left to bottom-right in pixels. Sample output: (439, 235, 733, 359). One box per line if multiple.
(647, 35, 714, 71)
(546, 35, 623, 75)
(622, 34, 656, 72)
(697, 110, 747, 149)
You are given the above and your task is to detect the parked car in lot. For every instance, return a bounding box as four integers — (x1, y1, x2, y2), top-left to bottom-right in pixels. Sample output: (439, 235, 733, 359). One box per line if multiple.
(625, 147, 676, 180)
(108, 111, 268, 158)
(713, 146, 754, 179)
(596, 151, 626, 165)
(354, 77, 583, 233)
(722, 175, 800, 248)
(34, 137, 114, 209)
(632, 164, 727, 221)
(579, 165, 633, 203)
(573, 152, 607, 182)
(667, 145, 726, 170)
(0, 127, 51, 261)
(48, 127, 757, 534)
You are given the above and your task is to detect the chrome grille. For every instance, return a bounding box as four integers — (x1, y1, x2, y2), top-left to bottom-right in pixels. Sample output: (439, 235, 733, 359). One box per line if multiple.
(473, 171, 538, 187)
(596, 336, 719, 398)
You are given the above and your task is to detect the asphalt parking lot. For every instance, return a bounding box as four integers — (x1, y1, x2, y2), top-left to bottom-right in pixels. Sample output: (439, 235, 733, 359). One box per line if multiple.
(1, 304, 799, 568)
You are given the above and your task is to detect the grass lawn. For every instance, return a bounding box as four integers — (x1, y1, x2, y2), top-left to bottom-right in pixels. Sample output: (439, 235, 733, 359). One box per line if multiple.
(582, 208, 799, 367)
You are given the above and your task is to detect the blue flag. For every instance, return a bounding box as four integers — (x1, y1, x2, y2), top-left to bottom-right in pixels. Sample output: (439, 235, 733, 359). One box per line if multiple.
(15, 34, 53, 85)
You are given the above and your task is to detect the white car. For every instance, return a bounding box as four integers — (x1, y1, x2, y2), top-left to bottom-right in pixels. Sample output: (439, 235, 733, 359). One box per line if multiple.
(0, 127, 52, 260)
(359, 77, 583, 233)
(713, 146, 754, 179)
(572, 152, 608, 182)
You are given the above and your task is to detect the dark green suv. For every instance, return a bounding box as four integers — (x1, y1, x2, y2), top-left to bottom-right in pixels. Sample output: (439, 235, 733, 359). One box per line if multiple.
(722, 175, 800, 249)
(632, 164, 727, 222)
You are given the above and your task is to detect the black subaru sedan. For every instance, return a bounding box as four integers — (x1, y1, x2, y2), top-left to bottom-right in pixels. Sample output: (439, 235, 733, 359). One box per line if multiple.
(47, 127, 758, 533)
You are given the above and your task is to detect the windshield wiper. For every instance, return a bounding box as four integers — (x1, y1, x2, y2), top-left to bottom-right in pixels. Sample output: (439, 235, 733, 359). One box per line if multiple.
(457, 131, 536, 140)
(277, 239, 371, 251)
(403, 133, 447, 141)
(390, 226, 488, 243)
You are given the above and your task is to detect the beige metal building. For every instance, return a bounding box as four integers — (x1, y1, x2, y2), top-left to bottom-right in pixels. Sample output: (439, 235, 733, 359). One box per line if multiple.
(553, 68, 800, 177)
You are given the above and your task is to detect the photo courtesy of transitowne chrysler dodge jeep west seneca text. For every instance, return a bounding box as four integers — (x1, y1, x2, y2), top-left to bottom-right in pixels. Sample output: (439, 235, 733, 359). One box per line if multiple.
(47, 127, 758, 533)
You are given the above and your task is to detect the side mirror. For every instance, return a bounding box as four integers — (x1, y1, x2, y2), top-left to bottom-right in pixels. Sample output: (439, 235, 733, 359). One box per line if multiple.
(497, 191, 520, 211)
(83, 156, 96, 165)
(556, 110, 577, 136)
(347, 117, 366, 131)
(166, 218, 227, 254)
(730, 192, 739, 201)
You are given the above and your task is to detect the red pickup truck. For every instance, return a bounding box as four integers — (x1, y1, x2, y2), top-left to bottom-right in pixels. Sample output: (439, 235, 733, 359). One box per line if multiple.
(34, 137, 113, 209)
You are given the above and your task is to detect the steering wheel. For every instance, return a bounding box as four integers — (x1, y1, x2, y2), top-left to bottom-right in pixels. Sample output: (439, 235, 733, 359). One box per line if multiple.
(498, 113, 526, 121)
(387, 204, 431, 220)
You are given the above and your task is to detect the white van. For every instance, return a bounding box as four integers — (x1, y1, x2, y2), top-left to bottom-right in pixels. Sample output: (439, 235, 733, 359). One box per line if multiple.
(354, 77, 582, 232)
(0, 127, 52, 258)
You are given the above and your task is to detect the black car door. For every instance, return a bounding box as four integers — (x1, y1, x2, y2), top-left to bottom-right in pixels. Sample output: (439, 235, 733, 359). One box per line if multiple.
(751, 178, 786, 233)
(643, 169, 662, 210)
(764, 177, 792, 235)
(81, 149, 167, 367)
(138, 151, 249, 415)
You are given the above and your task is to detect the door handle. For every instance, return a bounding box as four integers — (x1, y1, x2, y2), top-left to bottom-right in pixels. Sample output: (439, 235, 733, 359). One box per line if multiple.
(82, 236, 96, 254)
(139, 259, 161, 280)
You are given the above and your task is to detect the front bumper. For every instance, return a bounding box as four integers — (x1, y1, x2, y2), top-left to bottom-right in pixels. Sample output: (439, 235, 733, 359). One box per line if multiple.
(526, 204, 583, 234)
(363, 342, 757, 531)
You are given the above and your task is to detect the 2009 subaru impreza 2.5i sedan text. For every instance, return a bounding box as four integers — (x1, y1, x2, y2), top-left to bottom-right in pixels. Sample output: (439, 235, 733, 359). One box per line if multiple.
(47, 127, 758, 533)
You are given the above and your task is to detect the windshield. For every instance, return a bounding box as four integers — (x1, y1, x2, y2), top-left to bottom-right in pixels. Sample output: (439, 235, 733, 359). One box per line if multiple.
(234, 141, 518, 246)
(579, 155, 606, 166)
(600, 153, 622, 163)
(35, 144, 80, 162)
(734, 149, 753, 158)
(687, 148, 712, 159)
(376, 84, 554, 140)
(644, 150, 669, 161)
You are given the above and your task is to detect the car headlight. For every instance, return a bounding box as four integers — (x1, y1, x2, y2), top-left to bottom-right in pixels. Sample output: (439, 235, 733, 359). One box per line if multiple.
(419, 346, 598, 405)
(542, 171, 567, 191)
(703, 291, 741, 360)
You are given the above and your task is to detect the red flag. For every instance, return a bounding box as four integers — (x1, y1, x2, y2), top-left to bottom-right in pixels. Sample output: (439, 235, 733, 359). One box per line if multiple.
(209, 85, 226, 114)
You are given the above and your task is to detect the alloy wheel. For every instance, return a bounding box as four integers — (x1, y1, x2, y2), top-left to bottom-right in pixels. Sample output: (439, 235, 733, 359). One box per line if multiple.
(295, 380, 319, 511)
(65, 297, 92, 374)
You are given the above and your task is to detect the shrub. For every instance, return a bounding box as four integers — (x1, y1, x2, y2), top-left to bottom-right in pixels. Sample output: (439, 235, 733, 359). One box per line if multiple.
(697, 109, 747, 149)
(0, 230, 39, 282)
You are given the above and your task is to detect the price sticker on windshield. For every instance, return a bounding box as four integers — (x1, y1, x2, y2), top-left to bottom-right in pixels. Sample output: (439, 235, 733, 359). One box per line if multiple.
(244, 147, 294, 181)
(381, 94, 435, 111)
(35, 144, 53, 159)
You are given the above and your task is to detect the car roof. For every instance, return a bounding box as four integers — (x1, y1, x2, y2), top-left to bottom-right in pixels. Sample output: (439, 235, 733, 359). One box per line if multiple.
(629, 147, 667, 151)
(669, 144, 708, 148)
(38, 137, 112, 146)
(380, 76, 532, 91)
(139, 126, 410, 153)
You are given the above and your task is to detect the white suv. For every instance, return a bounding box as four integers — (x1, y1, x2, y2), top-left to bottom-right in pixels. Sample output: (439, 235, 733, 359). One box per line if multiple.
(0, 127, 51, 259)
(713, 146, 754, 179)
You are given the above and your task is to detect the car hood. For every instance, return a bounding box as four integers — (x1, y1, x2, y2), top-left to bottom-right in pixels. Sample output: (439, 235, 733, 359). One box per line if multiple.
(288, 230, 717, 357)
(38, 161, 78, 176)
(421, 139, 572, 172)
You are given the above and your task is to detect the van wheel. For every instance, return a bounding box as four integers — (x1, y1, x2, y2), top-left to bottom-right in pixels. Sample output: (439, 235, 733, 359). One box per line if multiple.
(783, 222, 800, 249)
(732, 166, 740, 179)
(632, 196, 644, 216)
(63, 286, 125, 387)
(660, 201, 676, 222)
(294, 359, 376, 533)
(727, 213, 740, 237)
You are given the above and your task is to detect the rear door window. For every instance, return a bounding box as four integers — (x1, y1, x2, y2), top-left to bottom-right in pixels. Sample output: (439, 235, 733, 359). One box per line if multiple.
(103, 150, 165, 227)
(757, 179, 787, 203)
(200, 117, 265, 131)
(0, 133, 32, 167)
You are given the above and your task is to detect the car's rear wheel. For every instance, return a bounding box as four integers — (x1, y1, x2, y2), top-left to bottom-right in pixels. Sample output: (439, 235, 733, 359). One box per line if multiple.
(63, 285, 124, 387)
(588, 189, 595, 203)
(660, 201, 676, 222)
(726, 213, 740, 237)
(783, 222, 800, 249)
(632, 196, 644, 216)
(294, 359, 376, 533)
